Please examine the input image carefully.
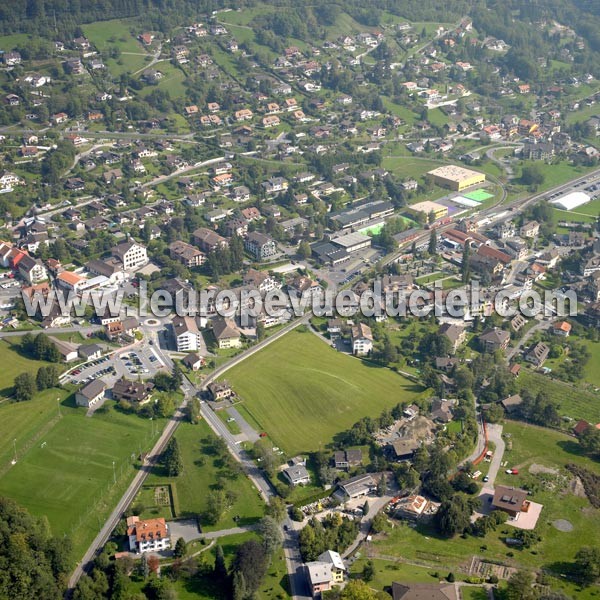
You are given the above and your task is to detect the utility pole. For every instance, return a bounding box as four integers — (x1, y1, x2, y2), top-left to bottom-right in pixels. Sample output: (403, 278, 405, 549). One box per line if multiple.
(12, 439, 17, 463)
(112, 460, 116, 484)
(57, 397, 62, 418)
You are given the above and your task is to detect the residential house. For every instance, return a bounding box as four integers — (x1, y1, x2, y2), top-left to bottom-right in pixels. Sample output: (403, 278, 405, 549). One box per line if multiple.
(478, 328, 510, 352)
(391, 582, 459, 600)
(351, 322, 373, 356)
(283, 465, 311, 486)
(207, 381, 234, 401)
(193, 228, 228, 253)
(212, 317, 242, 349)
(244, 232, 277, 260)
(78, 344, 103, 361)
(520, 221, 540, 238)
(525, 341, 549, 367)
(317, 550, 346, 584)
(553, 321, 572, 336)
(305, 562, 333, 597)
(500, 394, 523, 414)
(172, 316, 202, 352)
(127, 516, 170, 553)
(333, 449, 363, 470)
(243, 268, 280, 293)
(182, 352, 204, 371)
(17, 254, 48, 283)
(169, 240, 206, 267)
(491, 486, 530, 518)
(438, 323, 466, 354)
(111, 240, 148, 271)
(112, 378, 154, 404)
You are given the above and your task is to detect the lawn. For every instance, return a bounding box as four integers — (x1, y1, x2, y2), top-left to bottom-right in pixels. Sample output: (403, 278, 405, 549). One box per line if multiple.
(222, 329, 426, 455)
(581, 339, 600, 388)
(0, 394, 161, 562)
(516, 369, 600, 424)
(83, 19, 145, 54)
(382, 156, 443, 180)
(140, 420, 265, 530)
(0, 337, 63, 399)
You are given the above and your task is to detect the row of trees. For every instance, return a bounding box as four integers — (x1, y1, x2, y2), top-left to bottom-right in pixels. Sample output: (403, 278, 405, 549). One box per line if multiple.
(13, 365, 61, 402)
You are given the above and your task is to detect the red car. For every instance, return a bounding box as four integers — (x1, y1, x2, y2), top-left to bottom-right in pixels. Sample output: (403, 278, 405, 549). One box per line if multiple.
(259, 432, 267, 438)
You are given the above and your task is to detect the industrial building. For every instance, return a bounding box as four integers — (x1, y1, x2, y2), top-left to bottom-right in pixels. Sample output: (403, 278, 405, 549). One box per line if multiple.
(330, 231, 372, 253)
(427, 165, 486, 191)
(410, 200, 448, 221)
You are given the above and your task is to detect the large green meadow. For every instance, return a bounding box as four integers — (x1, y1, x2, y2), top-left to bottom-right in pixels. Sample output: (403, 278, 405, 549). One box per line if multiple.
(223, 329, 426, 455)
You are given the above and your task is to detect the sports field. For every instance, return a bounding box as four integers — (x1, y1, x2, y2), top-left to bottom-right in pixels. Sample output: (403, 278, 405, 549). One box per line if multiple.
(464, 189, 494, 202)
(223, 329, 426, 455)
(0, 391, 161, 561)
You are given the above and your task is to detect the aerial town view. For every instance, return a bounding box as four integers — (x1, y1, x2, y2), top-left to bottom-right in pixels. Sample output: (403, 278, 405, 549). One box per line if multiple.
(1, 0, 600, 599)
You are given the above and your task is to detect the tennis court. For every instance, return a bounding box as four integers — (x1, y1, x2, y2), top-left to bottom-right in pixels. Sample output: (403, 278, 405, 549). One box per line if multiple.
(464, 189, 494, 202)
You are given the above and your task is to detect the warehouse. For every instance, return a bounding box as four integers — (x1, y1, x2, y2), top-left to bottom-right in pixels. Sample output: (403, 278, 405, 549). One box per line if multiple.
(410, 200, 448, 221)
(427, 165, 486, 191)
(551, 191, 591, 211)
(331, 231, 372, 253)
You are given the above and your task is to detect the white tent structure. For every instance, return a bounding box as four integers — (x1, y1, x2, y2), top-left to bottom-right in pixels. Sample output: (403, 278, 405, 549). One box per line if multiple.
(551, 191, 591, 211)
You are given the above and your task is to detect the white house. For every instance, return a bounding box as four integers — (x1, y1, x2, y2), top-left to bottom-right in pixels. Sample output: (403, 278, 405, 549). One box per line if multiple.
(351, 322, 373, 356)
(75, 379, 106, 408)
(111, 240, 148, 271)
(127, 516, 171, 553)
(172, 316, 202, 352)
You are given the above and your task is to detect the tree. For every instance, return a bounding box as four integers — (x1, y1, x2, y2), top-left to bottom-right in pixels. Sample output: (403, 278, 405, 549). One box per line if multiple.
(162, 438, 183, 477)
(214, 544, 227, 579)
(461, 243, 471, 283)
(14, 372, 36, 401)
(435, 493, 474, 537)
(339, 580, 379, 599)
(173, 537, 186, 558)
(362, 560, 375, 582)
(0, 497, 71, 598)
(521, 164, 545, 188)
(506, 570, 538, 600)
(574, 546, 600, 585)
(266, 497, 287, 523)
(428, 229, 437, 254)
(298, 240, 312, 260)
(257, 516, 283, 557)
(232, 540, 268, 598)
(205, 489, 228, 525)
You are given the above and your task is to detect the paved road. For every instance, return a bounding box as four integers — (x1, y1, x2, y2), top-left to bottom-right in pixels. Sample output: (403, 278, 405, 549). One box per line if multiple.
(0, 325, 101, 338)
(506, 318, 550, 361)
(68, 315, 310, 598)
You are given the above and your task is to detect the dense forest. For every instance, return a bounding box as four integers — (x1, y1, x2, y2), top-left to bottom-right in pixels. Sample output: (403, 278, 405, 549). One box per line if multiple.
(0, 497, 72, 599)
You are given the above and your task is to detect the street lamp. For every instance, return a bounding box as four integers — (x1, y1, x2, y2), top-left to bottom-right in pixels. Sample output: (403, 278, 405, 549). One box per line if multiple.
(112, 460, 116, 484)
(57, 397, 61, 417)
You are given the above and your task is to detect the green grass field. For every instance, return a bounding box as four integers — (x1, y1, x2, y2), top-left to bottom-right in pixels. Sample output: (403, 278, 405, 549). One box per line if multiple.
(464, 189, 494, 202)
(516, 369, 600, 424)
(0, 393, 162, 561)
(140, 420, 265, 530)
(222, 329, 426, 455)
(0, 338, 62, 398)
(83, 19, 145, 54)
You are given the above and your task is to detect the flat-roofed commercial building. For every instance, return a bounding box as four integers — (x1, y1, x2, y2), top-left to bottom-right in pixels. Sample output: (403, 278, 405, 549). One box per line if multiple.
(410, 200, 448, 221)
(427, 165, 486, 191)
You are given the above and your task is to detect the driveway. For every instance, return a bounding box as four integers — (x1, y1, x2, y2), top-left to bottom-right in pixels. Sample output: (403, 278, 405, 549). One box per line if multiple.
(485, 423, 505, 487)
(168, 519, 201, 544)
(226, 407, 260, 443)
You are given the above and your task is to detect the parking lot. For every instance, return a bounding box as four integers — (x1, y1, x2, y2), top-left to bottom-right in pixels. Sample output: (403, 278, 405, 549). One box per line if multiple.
(65, 344, 166, 387)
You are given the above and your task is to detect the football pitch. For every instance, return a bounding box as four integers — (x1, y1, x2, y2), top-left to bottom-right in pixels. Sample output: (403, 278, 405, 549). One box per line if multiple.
(0, 391, 160, 561)
(223, 329, 426, 455)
